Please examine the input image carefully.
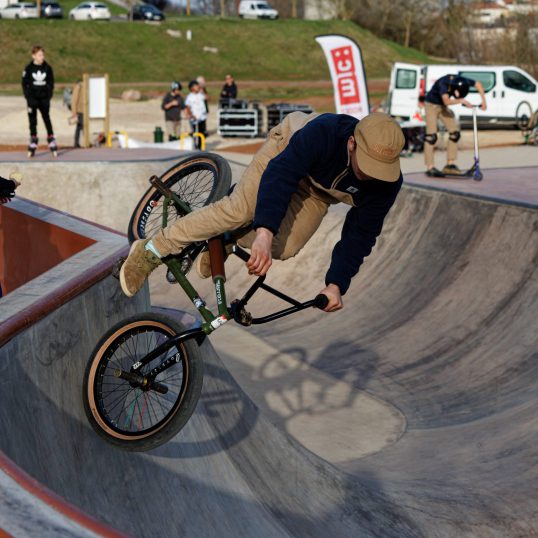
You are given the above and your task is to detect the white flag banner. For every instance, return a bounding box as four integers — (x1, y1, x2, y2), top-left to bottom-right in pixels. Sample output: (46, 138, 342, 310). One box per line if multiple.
(315, 34, 369, 119)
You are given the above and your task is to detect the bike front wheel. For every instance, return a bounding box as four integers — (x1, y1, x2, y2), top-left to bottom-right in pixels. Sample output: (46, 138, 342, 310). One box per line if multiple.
(83, 313, 204, 451)
(128, 153, 232, 244)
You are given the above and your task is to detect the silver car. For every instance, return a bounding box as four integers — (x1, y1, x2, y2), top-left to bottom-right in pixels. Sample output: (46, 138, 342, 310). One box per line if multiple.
(69, 2, 111, 20)
(0, 2, 38, 19)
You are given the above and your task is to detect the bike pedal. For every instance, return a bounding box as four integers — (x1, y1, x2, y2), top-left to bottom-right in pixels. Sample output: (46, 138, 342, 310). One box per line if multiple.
(112, 257, 125, 280)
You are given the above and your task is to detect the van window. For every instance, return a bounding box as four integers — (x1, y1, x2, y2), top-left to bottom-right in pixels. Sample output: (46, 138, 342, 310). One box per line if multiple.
(395, 69, 417, 89)
(459, 71, 496, 93)
(503, 70, 536, 93)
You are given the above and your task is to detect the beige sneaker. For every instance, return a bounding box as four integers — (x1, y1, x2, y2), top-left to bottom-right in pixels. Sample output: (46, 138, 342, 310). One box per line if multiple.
(195, 244, 235, 279)
(195, 250, 212, 279)
(120, 239, 162, 297)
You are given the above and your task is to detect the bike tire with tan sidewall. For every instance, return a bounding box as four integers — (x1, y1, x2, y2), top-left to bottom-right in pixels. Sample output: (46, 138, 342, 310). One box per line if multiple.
(83, 313, 204, 451)
(127, 152, 232, 244)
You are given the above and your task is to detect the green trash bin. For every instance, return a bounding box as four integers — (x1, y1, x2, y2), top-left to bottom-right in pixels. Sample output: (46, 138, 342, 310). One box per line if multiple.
(154, 126, 164, 143)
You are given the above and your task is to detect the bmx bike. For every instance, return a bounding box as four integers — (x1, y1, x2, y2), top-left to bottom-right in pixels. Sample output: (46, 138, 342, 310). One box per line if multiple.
(82, 153, 329, 451)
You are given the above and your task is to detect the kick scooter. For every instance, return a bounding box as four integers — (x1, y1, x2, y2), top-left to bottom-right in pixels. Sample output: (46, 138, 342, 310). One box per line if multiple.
(431, 105, 483, 181)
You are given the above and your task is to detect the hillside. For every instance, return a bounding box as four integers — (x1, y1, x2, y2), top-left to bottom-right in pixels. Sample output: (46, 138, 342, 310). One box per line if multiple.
(0, 16, 431, 85)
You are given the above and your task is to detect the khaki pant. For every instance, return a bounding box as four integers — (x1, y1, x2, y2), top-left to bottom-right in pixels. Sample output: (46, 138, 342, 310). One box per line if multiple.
(152, 112, 343, 260)
(424, 102, 459, 168)
(165, 120, 182, 139)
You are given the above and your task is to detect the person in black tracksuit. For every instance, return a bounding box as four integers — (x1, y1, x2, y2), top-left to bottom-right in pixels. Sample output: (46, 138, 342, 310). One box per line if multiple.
(21, 45, 56, 154)
(0, 174, 21, 297)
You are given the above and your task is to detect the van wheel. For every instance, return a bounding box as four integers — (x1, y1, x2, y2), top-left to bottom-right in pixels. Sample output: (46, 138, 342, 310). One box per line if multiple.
(516, 101, 532, 130)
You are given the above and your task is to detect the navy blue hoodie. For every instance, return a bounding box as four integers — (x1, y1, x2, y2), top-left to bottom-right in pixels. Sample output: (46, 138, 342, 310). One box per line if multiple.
(253, 113, 402, 295)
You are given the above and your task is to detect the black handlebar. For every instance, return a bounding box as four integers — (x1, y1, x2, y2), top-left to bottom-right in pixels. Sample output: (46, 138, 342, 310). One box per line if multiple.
(227, 244, 330, 324)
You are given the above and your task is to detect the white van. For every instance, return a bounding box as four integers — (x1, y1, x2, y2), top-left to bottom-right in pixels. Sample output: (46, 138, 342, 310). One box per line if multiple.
(238, 0, 278, 19)
(388, 62, 538, 127)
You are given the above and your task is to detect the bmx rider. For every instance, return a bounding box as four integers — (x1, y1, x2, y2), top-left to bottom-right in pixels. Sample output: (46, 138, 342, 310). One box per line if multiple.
(120, 112, 405, 312)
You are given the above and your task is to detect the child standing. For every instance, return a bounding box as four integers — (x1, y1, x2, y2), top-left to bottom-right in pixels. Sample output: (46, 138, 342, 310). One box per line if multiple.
(22, 45, 57, 157)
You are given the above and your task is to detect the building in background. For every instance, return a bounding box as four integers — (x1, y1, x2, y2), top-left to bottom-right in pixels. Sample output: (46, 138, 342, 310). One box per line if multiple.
(303, 0, 336, 20)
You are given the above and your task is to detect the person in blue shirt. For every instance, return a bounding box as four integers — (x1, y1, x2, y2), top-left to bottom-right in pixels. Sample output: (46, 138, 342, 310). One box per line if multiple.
(120, 112, 405, 312)
(424, 74, 487, 177)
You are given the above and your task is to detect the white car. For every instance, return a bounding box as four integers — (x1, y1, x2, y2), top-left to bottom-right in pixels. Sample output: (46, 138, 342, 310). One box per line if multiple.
(69, 2, 111, 20)
(238, 0, 278, 19)
(0, 2, 38, 19)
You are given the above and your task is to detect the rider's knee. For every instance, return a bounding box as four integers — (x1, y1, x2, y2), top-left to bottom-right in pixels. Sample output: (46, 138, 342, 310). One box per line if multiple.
(424, 133, 438, 146)
(449, 130, 461, 143)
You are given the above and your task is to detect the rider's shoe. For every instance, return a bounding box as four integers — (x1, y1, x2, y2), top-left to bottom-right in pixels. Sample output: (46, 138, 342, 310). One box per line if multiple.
(195, 244, 234, 279)
(120, 239, 162, 297)
(442, 164, 463, 175)
(195, 251, 212, 279)
(426, 167, 445, 178)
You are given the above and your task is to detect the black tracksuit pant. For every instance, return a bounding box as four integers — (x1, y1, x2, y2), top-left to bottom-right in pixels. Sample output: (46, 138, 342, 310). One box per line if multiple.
(28, 99, 54, 138)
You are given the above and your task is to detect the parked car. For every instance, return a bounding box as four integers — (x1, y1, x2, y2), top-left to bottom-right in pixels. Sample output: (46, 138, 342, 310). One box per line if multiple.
(41, 1, 63, 18)
(238, 0, 278, 19)
(69, 2, 111, 20)
(131, 3, 164, 20)
(388, 62, 538, 128)
(0, 2, 38, 19)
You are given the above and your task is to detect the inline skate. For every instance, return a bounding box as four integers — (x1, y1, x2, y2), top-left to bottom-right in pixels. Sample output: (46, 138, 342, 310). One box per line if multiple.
(27, 136, 38, 158)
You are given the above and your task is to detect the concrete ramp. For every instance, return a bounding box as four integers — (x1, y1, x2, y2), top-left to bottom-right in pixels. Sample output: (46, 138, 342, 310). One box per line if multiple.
(1, 174, 537, 536)
(204, 184, 538, 537)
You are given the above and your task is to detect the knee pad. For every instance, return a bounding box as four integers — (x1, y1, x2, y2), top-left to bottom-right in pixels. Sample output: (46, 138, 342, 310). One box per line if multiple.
(424, 133, 438, 145)
(449, 131, 461, 143)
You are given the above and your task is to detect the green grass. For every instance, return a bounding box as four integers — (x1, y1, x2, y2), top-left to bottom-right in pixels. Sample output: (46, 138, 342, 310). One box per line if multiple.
(0, 15, 432, 87)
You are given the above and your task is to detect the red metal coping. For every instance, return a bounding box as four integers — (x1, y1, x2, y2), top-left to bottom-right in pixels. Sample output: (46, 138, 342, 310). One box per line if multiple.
(0, 246, 128, 348)
(0, 450, 129, 538)
(0, 200, 130, 536)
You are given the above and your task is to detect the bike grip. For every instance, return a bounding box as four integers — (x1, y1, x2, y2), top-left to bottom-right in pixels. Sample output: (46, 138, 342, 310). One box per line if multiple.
(313, 294, 329, 310)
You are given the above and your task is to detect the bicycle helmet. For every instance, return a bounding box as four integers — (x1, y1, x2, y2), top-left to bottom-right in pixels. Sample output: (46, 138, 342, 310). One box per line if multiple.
(451, 76, 470, 98)
(171, 81, 182, 91)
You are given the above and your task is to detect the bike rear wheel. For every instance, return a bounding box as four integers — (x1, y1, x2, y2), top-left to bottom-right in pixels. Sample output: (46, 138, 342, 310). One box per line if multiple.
(83, 313, 203, 451)
(128, 153, 232, 244)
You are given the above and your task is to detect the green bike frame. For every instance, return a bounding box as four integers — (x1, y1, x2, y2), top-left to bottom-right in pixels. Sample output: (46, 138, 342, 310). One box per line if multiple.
(161, 193, 231, 336)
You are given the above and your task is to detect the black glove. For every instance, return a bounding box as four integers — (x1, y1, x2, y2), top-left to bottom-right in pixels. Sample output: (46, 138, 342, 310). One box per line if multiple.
(0, 178, 16, 199)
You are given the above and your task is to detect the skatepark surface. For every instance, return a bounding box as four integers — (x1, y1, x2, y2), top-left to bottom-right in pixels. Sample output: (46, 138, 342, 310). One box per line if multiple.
(0, 147, 537, 537)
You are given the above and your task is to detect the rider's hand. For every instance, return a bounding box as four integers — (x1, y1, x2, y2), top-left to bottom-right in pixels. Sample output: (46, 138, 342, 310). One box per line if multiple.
(462, 99, 473, 108)
(319, 284, 343, 312)
(9, 173, 22, 188)
(247, 227, 273, 276)
(480, 102, 487, 111)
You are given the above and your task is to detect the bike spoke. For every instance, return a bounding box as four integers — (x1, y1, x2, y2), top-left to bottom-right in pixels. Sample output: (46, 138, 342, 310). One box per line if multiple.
(93, 324, 189, 436)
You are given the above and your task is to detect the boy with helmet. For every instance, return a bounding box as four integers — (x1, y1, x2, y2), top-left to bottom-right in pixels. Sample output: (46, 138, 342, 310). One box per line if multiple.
(161, 81, 185, 141)
(424, 74, 487, 177)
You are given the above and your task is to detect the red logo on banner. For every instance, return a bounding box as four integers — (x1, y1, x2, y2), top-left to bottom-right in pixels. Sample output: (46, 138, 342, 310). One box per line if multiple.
(330, 46, 360, 106)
